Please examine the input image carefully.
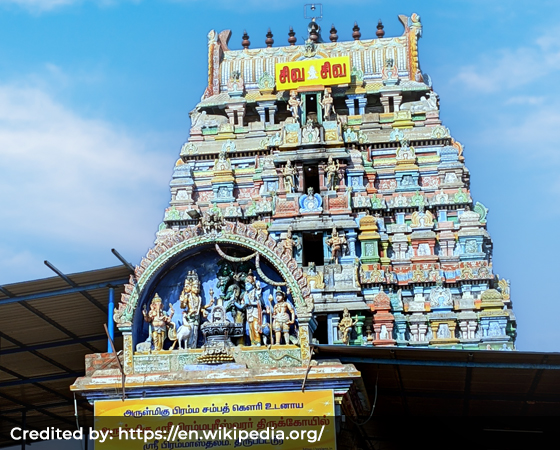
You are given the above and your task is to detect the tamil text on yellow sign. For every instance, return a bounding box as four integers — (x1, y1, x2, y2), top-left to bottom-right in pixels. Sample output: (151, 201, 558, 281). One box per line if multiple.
(94, 389, 336, 450)
(275, 56, 351, 91)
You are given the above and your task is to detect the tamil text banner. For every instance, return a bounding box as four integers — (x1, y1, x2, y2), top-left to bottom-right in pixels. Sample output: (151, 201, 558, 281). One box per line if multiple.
(94, 389, 336, 450)
(275, 57, 351, 91)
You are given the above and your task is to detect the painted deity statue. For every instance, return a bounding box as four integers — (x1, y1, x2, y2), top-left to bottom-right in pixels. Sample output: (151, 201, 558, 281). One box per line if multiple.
(177, 271, 213, 349)
(283, 159, 297, 193)
(338, 308, 358, 345)
(288, 91, 301, 122)
(325, 156, 340, 190)
(242, 273, 264, 346)
(327, 227, 347, 263)
(270, 290, 295, 345)
(320, 89, 336, 121)
(282, 228, 300, 258)
(142, 294, 177, 351)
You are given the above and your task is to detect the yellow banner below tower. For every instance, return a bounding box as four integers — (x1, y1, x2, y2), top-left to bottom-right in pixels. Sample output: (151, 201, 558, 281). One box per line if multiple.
(94, 389, 336, 450)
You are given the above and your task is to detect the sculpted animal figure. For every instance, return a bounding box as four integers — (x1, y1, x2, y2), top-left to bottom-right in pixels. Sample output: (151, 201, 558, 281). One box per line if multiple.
(400, 91, 438, 113)
(190, 110, 229, 128)
(176, 311, 193, 350)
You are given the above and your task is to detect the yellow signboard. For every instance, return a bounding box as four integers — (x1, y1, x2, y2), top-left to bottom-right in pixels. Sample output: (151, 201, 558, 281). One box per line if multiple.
(275, 56, 351, 90)
(94, 389, 336, 449)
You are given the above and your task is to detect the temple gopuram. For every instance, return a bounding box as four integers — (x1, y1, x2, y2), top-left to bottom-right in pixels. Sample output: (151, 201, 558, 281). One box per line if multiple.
(71, 13, 517, 449)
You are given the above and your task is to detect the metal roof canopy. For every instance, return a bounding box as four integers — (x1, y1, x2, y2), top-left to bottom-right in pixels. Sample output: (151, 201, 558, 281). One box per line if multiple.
(1, 265, 559, 448)
(0, 262, 131, 448)
(315, 345, 560, 449)
(314, 345, 560, 416)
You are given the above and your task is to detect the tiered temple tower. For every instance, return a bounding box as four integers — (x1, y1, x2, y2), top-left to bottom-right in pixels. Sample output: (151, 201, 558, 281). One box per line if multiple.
(72, 15, 517, 445)
(159, 14, 515, 351)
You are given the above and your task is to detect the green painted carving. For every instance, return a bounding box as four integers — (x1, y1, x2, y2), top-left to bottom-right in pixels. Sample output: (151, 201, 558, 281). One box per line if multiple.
(351, 66, 364, 83)
(474, 201, 488, 223)
(454, 188, 469, 204)
(371, 196, 385, 209)
(164, 206, 181, 221)
(410, 191, 425, 207)
(257, 72, 275, 90)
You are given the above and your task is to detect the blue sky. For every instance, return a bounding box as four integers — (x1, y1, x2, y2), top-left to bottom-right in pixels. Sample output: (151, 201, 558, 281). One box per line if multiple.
(0, 0, 558, 352)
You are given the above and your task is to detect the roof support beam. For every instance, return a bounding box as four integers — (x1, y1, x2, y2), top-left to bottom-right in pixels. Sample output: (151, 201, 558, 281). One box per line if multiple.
(390, 351, 408, 415)
(0, 370, 82, 389)
(1, 399, 92, 415)
(0, 334, 106, 356)
(521, 354, 549, 415)
(0, 391, 74, 427)
(111, 248, 136, 273)
(462, 353, 474, 416)
(0, 279, 129, 306)
(375, 386, 560, 404)
(0, 331, 76, 373)
(44, 261, 107, 314)
(0, 364, 77, 403)
(0, 286, 15, 298)
(330, 355, 560, 371)
(16, 302, 99, 353)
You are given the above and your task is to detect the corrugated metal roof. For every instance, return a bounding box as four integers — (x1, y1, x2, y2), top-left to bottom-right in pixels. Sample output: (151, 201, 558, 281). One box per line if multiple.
(0, 265, 130, 448)
(315, 345, 560, 416)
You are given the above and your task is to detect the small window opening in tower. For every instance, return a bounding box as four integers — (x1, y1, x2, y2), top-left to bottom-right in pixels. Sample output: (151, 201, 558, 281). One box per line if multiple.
(388, 96, 394, 113)
(303, 164, 320, 194)
(264, 108, 270, 123)
(302, 231, 324, 266)
(233, 110, 239, 125)
(313, 315, 328, 344)
(305, 94, 318, 123)
(354, 98, 360, 114)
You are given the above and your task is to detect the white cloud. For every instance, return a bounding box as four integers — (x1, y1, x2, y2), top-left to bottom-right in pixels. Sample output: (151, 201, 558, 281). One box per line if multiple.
(504, 96, 545, 105)
(0, 81, 172, 282)
(0, 0, 79, 11)
(451, 27, 560, 93)
(0, 0, 137, 12)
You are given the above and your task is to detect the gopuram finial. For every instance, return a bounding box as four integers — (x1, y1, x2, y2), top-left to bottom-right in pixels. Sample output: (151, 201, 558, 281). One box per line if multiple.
(265, 28, 274, 47)
(329, 24, 338, 42)
(288, 26, 296, 45)
(241, 30, 250, 49)
(352, 22, 361, 40)
(376, 20, 385, 38)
